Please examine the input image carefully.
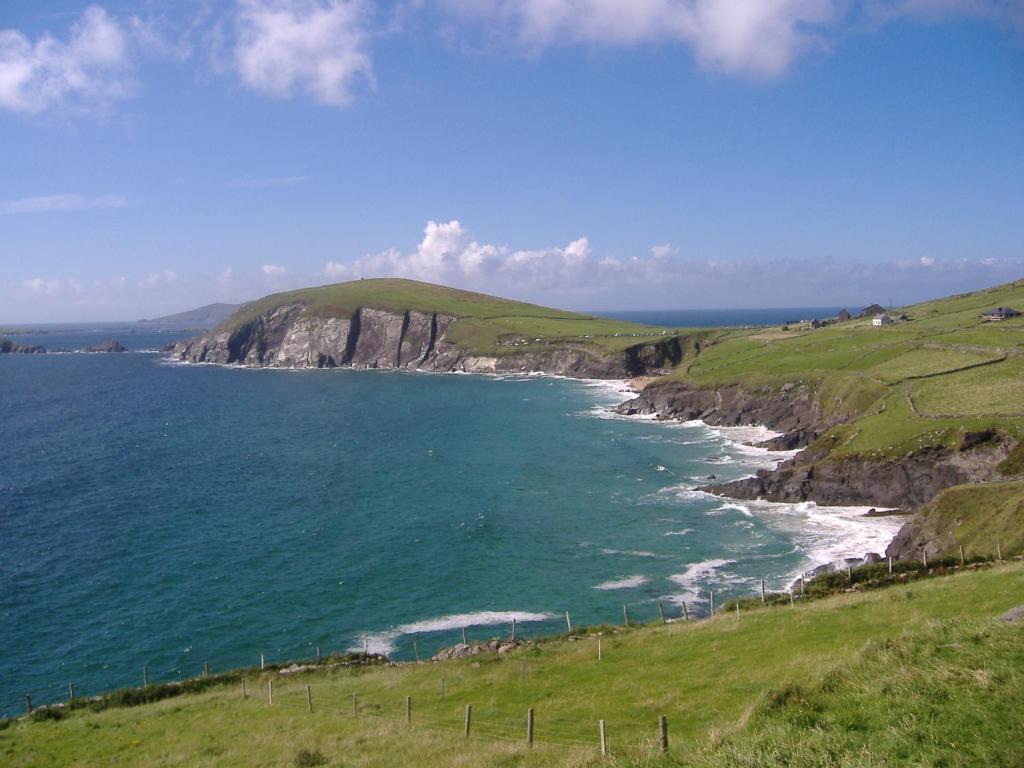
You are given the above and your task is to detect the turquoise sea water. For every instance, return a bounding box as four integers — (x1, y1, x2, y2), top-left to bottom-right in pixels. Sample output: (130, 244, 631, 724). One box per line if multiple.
(0, 334, 901, 716)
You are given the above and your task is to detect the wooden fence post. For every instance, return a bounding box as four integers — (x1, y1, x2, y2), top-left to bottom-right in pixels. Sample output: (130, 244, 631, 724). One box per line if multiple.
(143, 665, 148, 688)
(709, 591, 715, 616)
(527, 708, 535, 747)
(923, 550, 928, 569)
(464, 705, 472, 738)
(413, 638, 419, 662)
(203, 662, 209, 679)
(267, 679, 273, 705)
(889, 556, 893, 574)
(565, 610, 573, 634)
(260, 652, 265, 671)
(306, 685, 313, 713)
(790, 592, 795, 607)
(599, 719, 608, 756)
(959, 545, 966, 567)
(316, 646, 321, 664)
(512, 618, 517, 643)
(69, 683, 75, 701)
(598, 636, 602, 661)
(658, 602, 666, 623)
(847, 565, 852, 582)
(241, 677, 246, 699)
(682, 602, 689, 622)
(997, 543, 1003, 562)
(659, 715, 669, 754)
(735, 602, 740, 622)
(623, 604, 629, 628)
(25, 694, 32, 715)
(461, 627, 468, 645)
(406, 696, 412, 724)
(761, 579, 766, 604)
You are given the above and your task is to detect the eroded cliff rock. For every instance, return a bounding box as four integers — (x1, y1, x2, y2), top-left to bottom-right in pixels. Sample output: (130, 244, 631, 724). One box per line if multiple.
(172, 303, 682, 378)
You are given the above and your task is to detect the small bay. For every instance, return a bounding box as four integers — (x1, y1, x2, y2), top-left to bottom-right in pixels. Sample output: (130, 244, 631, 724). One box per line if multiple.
(0, 330, 898, 716)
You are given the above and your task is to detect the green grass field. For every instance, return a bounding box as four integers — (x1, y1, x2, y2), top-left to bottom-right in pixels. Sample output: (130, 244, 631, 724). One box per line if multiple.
(658, 278, 1024, 461)
(4, 565, 1022, 767)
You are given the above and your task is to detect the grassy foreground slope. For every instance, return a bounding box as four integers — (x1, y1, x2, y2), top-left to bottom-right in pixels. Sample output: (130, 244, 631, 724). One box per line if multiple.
(221, 278, 691, 356)
(4, 565, 1022, 767)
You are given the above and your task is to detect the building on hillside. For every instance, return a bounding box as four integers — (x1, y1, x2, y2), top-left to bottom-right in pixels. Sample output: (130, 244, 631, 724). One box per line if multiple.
(836, 308, 851, 322)
(872, 314, 893, 327)
(810, 319, 823, 329)
(860, 303, 886, 318)
(982, 306, 1022, 321)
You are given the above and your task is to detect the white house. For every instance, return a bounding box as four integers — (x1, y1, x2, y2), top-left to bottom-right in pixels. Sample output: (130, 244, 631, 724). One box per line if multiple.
(872, 314, 893, 327)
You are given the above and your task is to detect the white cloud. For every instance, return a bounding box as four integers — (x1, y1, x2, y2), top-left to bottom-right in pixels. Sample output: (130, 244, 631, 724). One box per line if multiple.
(1, 193, 129, 215)
(0, 5, 132, 114)
(436, 0, 844, 76)
(23, 277, 64, 297)
(324, 219, 592, 287)
(919, 255, 936, 266)
(262, 264, 287, 275)
(139, 269, 179, 288)
(651, 243, 676, 259)
(234, 0, 373, 105)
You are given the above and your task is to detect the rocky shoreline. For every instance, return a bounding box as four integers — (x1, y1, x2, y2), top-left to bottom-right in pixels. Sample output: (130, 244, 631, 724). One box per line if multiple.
(615, 380, 1018, 560)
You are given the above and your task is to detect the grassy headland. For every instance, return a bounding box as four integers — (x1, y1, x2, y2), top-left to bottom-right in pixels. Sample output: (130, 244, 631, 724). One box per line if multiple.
(218, 278, 694, 357)
(3, 564, 1022, 766)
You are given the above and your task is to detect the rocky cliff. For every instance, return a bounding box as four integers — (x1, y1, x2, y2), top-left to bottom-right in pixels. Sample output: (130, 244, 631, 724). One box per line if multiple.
(615, 379, 831, 449)
(172, 303, 683, 378)
(617, 380, 1017, 515)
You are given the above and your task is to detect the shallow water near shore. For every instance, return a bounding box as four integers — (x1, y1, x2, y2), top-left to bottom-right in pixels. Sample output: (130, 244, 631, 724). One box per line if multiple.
(0, 341, 901, 715)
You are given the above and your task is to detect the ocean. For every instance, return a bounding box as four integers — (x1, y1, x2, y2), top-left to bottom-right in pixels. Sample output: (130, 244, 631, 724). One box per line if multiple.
(0, 323, 900, 717)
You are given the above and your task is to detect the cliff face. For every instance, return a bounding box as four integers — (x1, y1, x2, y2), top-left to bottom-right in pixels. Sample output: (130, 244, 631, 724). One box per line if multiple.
(172, 303, 683, 378)
(615, 379, 828, 449)
(704, 441, 1013, 511)
(617, 380, 1017, 516)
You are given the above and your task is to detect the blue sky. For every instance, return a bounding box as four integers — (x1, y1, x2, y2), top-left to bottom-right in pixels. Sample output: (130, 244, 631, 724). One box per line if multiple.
(1, 1, 1022, 322)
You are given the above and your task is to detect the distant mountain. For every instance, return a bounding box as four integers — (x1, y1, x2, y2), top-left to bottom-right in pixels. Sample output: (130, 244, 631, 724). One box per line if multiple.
(138, 303, 242, 329)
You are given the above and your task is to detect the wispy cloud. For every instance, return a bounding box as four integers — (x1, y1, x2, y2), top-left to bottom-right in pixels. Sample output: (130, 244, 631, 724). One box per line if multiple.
(0, 5, 133, 114)
(1, 193, 129, 215)
(224, 175, 308, 189)
(261, 264, 286, 276)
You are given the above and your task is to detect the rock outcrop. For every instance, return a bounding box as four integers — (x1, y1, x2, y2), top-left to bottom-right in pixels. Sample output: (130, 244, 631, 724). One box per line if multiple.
(82, 339, 127, 353)
(705, 440, 1014, 511)
(0, 338, 46, 354)
(619, 380, 1017, 516)
(172, 303, 683, 378)
(615, 379, 831, 448)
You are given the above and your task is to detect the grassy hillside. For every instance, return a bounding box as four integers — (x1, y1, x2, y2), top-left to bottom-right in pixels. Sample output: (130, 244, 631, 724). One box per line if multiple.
(219, 278, 691, 356)
(3, 565, 1022, 767)
(663, 278, 1024, 459)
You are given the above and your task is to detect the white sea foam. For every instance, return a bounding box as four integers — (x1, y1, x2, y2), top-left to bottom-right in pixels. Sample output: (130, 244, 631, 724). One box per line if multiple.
(600, 548, 664, 559)
(662, 529, 693, 537)
(594, 575, 650, 590)
(350, 610, 557, 656)
(666, 558, 736, 604)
